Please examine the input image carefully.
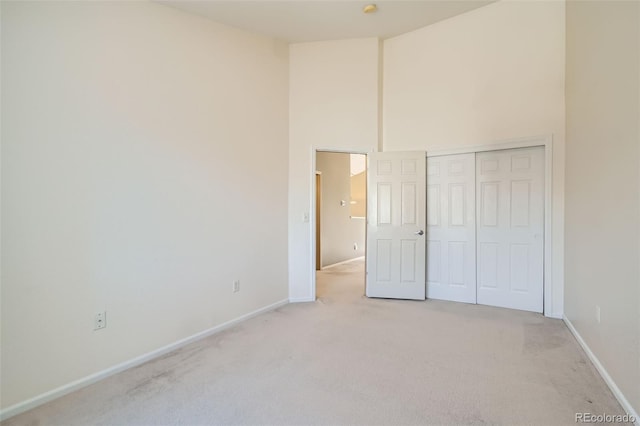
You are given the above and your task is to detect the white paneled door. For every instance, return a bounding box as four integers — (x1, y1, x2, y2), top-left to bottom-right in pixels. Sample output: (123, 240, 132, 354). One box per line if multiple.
(426, 154, 476, 303)
(476, 147, 545, 313)
(366, 152, 426, 300)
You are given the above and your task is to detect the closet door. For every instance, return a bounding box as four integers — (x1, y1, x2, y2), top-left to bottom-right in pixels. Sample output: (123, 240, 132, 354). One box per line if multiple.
(426, 153, 476, 304)
(476, 147, 544, 313)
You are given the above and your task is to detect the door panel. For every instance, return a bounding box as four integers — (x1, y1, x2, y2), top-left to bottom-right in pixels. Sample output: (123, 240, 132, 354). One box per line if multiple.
(426, 153, 476, 303)
(476, 147, 544, 313)
(367, 152, 426, 300)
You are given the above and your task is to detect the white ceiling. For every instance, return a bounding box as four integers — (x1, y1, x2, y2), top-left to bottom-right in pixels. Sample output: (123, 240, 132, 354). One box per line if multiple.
(158, 1, 495, 43)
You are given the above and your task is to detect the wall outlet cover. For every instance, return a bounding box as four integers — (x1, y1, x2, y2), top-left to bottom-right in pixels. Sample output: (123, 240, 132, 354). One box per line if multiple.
(94, 311, 106, 330)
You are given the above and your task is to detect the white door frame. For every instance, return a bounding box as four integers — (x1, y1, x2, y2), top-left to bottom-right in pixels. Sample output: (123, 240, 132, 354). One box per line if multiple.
(311, 147, 370, 301)
(426, 135, 554, 317)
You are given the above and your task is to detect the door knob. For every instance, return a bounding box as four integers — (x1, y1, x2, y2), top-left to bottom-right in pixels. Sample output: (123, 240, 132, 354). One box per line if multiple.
(415, 230, 424, 236)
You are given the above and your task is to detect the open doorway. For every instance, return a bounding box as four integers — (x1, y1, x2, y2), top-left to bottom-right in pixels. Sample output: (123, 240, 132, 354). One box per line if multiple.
(314, 151, 367, 300)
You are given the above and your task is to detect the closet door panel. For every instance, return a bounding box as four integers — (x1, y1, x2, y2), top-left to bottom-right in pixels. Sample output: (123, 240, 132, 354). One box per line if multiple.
(476, 147, 544, 313)
(426, 153, 476, 304)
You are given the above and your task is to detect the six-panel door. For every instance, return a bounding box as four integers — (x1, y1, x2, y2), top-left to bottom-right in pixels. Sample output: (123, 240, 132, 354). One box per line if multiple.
(366, 148, 544, 312)
(366, 152, 427, 300)
(426, 153, 477, 303)
(475, 147, 545, 313)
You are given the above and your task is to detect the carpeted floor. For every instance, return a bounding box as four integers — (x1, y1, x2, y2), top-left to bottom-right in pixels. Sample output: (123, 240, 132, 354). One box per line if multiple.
(3, 259, 627, 425)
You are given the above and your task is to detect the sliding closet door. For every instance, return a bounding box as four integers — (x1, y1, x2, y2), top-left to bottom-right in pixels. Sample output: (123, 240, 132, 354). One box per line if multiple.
(426, 153, 476, 304)
(476, 147, 544, 313)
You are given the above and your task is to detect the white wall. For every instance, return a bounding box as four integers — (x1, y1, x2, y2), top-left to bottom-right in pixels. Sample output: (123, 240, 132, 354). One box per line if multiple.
(383, 0, 566, 317)
(1, 1, 289, 410)
(289, 38, 379, 301)
(316, 152, 365, 267)
(565, 0, 640, 415)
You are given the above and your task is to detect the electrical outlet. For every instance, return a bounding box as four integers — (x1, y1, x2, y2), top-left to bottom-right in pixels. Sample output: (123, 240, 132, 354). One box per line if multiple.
(94, 311, 106, 330)
(233, 280, 240, 293)
(595, 305, 601, 324)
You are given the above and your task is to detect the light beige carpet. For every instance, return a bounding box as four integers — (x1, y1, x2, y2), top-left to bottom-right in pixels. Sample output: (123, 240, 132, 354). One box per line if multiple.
(3, 259, 627, 425)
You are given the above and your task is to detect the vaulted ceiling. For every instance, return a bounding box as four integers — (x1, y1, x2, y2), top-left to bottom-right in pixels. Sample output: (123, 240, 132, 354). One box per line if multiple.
(158, 1, 495, 43)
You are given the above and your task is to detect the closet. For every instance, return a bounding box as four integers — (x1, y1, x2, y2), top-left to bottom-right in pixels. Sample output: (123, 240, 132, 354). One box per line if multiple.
(426, 147, 545, 313)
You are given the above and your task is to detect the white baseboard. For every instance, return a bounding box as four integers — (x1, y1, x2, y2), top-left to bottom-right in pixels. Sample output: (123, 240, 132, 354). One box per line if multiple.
(545, 312, 563, 319)
(0, 298, 289, 422)
(322, 256, 364, 270)
(289, 296, 315, 303)
(563, 316, 639, 425)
